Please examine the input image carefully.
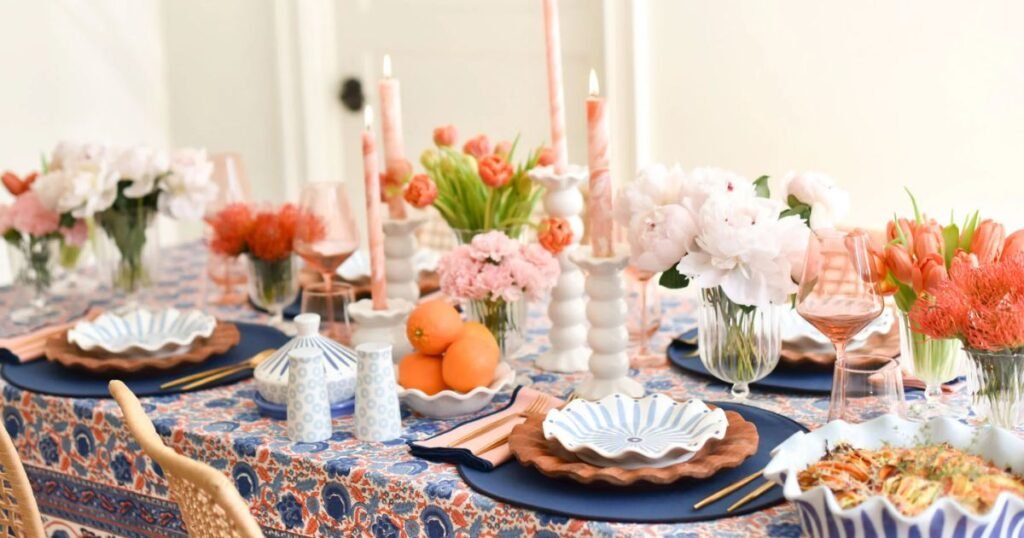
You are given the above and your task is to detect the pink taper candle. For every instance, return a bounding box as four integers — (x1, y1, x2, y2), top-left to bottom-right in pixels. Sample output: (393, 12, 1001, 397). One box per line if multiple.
(362, 106, 388, 310)
(542, 0, 568, 173)
(586, 69, 613, 257)
(378, 54, 407, 220)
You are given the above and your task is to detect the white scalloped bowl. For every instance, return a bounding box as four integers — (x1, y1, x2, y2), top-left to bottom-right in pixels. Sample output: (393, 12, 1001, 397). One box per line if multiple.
(543, 394, 729, 469)
(764, 415, 1024, 538)
(397, 362, 515, 419)
(67, 308, 217, 354)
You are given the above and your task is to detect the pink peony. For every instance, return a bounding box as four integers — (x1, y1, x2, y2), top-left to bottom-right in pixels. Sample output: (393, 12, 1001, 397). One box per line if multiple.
(7, 191, 60, 237)
(626, 205, 698, 273)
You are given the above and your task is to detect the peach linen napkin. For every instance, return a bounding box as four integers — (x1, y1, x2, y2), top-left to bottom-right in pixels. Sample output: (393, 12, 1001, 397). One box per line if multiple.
(0, 307, 102, 363)
(409, 387, 563, 471)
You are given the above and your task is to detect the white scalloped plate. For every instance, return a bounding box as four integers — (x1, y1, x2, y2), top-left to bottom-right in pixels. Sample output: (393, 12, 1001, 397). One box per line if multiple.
(397, 362, 515, 419)
(67, 308, 216, 354)
(543, 394, 728, 469)
(764, 415, 1024, 537)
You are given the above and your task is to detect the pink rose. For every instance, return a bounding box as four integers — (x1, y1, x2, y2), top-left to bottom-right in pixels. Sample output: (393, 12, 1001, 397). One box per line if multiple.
(463, 135, 491, 160)
(433, 125, 457, 147)
(478, 154, 514, 188)
(9, 191, 60, 237)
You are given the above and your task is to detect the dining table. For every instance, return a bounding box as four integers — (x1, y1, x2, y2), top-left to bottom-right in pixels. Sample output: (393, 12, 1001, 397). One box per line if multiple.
(0, 242, 948, 538)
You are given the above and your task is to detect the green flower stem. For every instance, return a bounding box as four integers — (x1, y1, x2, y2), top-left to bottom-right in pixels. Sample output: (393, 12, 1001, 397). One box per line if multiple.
(468, 298, 521, 358)
(96, 206, 156, 293)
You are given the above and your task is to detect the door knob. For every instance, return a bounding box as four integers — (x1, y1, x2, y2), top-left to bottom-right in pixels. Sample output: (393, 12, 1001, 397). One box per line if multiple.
(338, 78, 365, 112)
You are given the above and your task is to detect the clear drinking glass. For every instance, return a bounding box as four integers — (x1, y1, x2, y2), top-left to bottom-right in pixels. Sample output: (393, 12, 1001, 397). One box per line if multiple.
(301, 279, 356, 345)
(797, 229, 885, 364)
(829, 354, 906, 422)
(246, 255, 300, 330)
(697, 287, 783, 400)
(294, 182, 360, 341)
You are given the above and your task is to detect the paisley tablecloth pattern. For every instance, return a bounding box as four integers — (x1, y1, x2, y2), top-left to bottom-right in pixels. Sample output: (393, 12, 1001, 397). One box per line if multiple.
(0, 243, 952, 537)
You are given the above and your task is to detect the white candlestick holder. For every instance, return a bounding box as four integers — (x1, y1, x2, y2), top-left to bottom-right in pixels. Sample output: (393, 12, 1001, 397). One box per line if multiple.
(349, 298, 414, 363)
(571, 246, 644, 400)
(383, 216, 427, 304)
(529, 164, 590, 373)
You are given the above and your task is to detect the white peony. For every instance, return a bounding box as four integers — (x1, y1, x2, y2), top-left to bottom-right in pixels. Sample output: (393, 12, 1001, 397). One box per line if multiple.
(626, 204, 698, 273)
(157, 148, 217, 220)
(613, 163, 686, 227)
(677, 193, 809, 306)
(32, 170, 70, 212)
(784, 171, 849, 230)
(57, 160, 121, 217)
(117, 146, 170, 198)
(678, 167, 756, 215)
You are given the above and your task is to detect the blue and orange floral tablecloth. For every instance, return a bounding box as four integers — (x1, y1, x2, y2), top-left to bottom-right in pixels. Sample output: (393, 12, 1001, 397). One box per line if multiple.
(0, 243, 845, 537)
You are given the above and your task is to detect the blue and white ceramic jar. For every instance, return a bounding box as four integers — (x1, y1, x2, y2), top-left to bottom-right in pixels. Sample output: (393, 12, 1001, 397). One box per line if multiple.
(254, 313, 357, 405)
(354, 343, 402, 442)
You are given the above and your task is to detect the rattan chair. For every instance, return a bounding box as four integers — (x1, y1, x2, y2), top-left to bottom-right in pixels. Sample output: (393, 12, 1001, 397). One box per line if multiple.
(108, 381, 264, 538)
(0, 414, 45, 537)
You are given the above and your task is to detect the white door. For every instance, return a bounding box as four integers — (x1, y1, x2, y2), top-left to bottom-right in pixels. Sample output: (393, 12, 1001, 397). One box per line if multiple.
(328, 0, 605, 239)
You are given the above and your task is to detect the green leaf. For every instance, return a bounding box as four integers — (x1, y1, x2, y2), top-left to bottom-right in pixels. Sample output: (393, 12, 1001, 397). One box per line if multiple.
(942, 224, 959, 268)
(960, 210, 980, 251)
(905, 187, 922, 224)
(892, 214, 909, 246)
(658, 266, 690, 289)
(892, 278, 917, 313)
(753, 175, 770, 198)
(3, 229, 21, 244)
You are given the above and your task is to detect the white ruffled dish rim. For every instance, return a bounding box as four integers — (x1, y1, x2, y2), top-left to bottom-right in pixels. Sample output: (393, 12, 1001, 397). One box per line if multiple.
(67, 308, 217, 354)
(542, 394, 728, 465)
(764, 414, 1024, 529)
(397, 362, 515, 419)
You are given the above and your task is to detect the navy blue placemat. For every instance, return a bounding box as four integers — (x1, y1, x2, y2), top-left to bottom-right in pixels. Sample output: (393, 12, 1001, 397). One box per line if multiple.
(249, 294, 302, 320)
(669, 327, 835, 395)
(458, 401, 807, 524)
(0, 322, 289, 398)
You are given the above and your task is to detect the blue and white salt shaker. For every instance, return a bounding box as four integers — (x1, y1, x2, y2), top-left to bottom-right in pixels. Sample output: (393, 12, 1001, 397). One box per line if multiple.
(286, 347, 333, 443)
(354, 342, 402, 442)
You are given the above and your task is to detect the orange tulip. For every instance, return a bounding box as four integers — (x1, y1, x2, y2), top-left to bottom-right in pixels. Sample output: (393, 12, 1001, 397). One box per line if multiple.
(887, 218, 916, 252)
(433, 125, 457, 147)
(463, 134, 492, 160)
(912, 222, 943, 263)
(537, 147, 556, 167)
(478, 154, 514, 188)
(494, 140, 513, 158)
(971, 219, 1005, 264)
(884, 244, 915, 284)
(1, 171, 37, 196)
(1002, 229, 1024, 261)
(918, 256, 948, 294)
(874, 279, 897, 296)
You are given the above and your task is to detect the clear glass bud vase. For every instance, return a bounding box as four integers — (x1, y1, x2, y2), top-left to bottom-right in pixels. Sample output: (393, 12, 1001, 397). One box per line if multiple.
(466, 298, 527, 360)
(897, 310, 962, 420)
(697, 287, 782, 400)
(965, 349, 1024, 429)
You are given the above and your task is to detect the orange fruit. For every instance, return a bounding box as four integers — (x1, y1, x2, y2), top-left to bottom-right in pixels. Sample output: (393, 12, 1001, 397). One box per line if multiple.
(406, 300, 463, 354)
(458, 321, 497, 345)
(442, 336, 499, 393)
(397, 352, 448, 395)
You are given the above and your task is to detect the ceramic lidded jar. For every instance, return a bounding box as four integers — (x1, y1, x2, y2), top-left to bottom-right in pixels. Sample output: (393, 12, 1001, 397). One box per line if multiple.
(254, 313, 357, 405)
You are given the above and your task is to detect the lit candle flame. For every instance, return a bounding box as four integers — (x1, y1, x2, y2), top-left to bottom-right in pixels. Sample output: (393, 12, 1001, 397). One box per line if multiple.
(588, 68, 599, 97)
(382, 54, 392, 77)
(364, 105, 374, 128)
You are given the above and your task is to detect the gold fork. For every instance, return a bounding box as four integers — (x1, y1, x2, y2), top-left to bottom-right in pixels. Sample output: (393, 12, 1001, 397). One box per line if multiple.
(447, 395, 550, 448)
(160, 349, 276, 390)
(474, 393, 579, 456)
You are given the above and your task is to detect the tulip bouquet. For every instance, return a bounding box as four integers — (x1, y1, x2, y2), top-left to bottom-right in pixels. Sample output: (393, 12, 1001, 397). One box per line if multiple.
(404, 126, 552, 239)
(32, 142, 217, 295)
(0, 171, 88, 321)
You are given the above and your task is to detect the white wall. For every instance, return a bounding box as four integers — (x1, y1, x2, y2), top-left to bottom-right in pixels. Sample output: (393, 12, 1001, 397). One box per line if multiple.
(647, 1, 1024, 230)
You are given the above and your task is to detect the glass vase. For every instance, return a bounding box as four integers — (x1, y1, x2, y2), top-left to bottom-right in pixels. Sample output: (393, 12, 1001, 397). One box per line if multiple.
(896, 310, 963, 420)
(465, 298, 527, 359)
(6, 235, 59, 324)
(697, 287, 783, 400)
(246, 255, 300, 330)
(94, 207, 160, 304)
(965, 349, 1024, 429)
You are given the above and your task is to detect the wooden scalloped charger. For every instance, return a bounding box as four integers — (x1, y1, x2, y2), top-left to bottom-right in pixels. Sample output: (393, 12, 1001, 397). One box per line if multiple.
(45, 322, 241, 374)
(780, 321, 899, 369)
(509, 408, 759, 486)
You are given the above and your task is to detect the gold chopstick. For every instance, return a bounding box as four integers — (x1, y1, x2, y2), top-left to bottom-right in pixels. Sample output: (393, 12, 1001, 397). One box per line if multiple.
(161, 349, 275, 389)
(726, 481, 776, 512)
(180, 365, 252, 390)
(693, 470, 763, 510)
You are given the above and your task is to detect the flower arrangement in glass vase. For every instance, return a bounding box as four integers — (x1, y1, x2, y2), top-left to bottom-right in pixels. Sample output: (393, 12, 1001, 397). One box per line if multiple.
(404, 125, 553, 242)
(437, 230, 560, 358)
(0, 171, 87, 323)
(614, 165, 844, 398)
(906, 217, 1024, 428)
(32, 142, 217, 300)
(206, 203, 325, 329)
